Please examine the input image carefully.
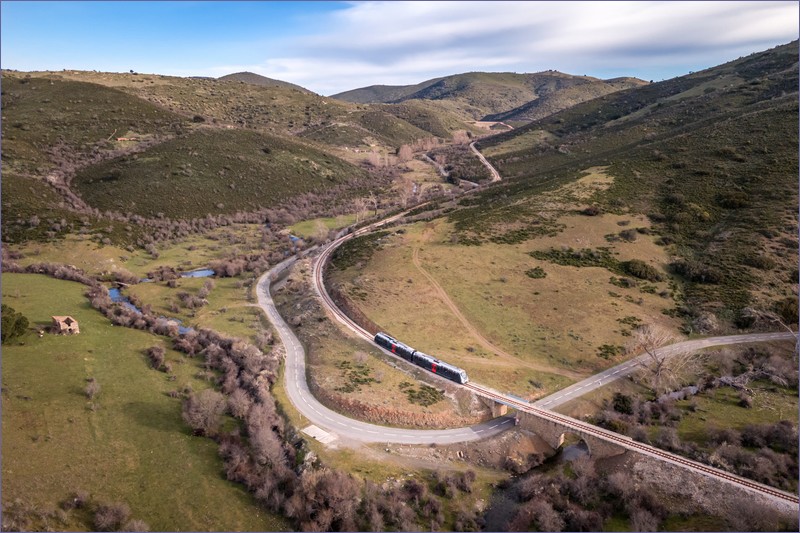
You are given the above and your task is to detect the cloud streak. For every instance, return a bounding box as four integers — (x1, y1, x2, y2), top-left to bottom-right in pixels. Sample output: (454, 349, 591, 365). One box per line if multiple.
(218, 1, 798, 95)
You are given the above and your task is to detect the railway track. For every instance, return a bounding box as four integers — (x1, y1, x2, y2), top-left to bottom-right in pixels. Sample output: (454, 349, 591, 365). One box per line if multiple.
(464, 382, 799, 505)
(310, 215, 799, 507)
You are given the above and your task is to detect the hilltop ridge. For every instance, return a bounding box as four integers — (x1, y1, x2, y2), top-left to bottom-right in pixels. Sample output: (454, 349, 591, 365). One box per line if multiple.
(332, 71, 647, 121)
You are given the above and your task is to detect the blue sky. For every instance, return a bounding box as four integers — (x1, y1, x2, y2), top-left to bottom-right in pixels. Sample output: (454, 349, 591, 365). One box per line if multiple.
(2, 1, 798, 95)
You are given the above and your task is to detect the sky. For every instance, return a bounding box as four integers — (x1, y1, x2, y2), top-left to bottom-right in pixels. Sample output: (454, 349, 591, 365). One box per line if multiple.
(2, 1, 798, 95)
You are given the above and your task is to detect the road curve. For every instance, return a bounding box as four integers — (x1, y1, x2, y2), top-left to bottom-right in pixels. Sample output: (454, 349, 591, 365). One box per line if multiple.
(308, 211, 799, 507)
(534, 331, 797, 409)
(256, 253, 515, 445)
(258, 142, 798, 505)
(469, 141, 501, 182)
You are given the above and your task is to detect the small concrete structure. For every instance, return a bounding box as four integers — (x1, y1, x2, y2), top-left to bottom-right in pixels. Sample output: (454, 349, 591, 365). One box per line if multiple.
(51, 316, 80, 335)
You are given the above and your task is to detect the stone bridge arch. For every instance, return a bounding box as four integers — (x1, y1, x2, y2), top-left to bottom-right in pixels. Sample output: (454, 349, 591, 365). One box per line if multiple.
(556, 431, 591, 455)
(516, 411, 627, 459)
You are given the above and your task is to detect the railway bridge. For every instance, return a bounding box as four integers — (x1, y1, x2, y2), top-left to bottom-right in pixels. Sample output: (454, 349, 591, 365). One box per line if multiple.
(516, 410, 625, 458)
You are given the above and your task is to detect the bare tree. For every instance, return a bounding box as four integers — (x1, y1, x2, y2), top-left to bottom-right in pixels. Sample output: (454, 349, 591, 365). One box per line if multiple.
(312, 220, 329, 243)
(353, 197, 368, 223)
(452, 130, 470, 145)
(397, 144, 413, 162)
(630, 508, 659, 532)
(368, 191, 378, 217)
(367, 150, 383, 168)
(227, 388, 252, 419)
(627, 324, 696, 394)
(182, 389, 226, 436)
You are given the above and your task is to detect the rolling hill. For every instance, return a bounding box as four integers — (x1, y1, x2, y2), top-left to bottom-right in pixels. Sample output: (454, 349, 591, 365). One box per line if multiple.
(451, 41, 798, 326)
(217, 71, 313, 93)
(72, 127, 371, 220)
(332, 71, 647, 121)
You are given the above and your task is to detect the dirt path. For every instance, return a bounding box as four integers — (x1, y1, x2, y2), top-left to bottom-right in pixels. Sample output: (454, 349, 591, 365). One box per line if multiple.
(411, 237, 583, 380)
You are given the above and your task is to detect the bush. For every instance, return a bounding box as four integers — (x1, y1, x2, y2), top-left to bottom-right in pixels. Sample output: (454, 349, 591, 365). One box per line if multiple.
(669, 260, 722, 284)
(146, 346, 165, 370)
(182, 389, 226, 436)
(774, 296, 799, 325)
(85, 378, 101, 400)
(93, 502, 130, 531)
(620, 260, 663, 281)
(525, 267, 547, 279)
(742, 254, 776, 270)
(612, 393, 634, 415)
(1, 304, 29, 344)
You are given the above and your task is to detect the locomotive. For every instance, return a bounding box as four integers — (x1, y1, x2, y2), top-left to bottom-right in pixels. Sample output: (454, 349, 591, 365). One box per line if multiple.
(374, 332, 469, 384)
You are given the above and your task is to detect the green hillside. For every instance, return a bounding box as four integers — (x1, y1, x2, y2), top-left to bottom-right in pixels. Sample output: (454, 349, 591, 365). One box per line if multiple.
(483, 77, 648, 124)
(333, 71, 647, 120)
(377, 100, 477, 138)
(72, 128, 370, 219)
(1, 75, 185, 175)
(454, 41, 799, 325)
(329, 77, 445, 103)
(217, 71, 313, 93)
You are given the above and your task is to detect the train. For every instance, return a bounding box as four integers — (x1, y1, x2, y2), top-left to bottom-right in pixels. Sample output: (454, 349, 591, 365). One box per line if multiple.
(374, 332, 469, 384)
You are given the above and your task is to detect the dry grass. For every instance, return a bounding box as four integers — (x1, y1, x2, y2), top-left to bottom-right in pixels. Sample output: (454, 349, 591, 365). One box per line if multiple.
(329, 168, 682, 399)
(273, 261, 489, 426)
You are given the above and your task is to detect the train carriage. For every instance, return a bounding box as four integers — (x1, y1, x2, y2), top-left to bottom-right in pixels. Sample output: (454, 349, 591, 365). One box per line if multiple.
(374, 332, 415, 361)
(374, 332, 469, 384)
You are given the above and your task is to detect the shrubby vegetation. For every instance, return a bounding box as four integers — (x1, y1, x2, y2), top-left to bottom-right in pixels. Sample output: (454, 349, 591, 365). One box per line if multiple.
(530, 247, 665, 282)
(1, 304, 29, 344)
(593, 345, 799, 492)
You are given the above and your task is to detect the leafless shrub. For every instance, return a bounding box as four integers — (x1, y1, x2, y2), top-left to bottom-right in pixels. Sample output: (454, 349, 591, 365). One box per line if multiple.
(182, 389, 226, 436)
(146, 346, 165, 370)
(85, 378, 100, 400)
(93, 502, 130, 531)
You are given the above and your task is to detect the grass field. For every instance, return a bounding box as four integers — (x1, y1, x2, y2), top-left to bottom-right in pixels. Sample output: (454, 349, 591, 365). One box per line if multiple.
(1, 273, 287, 531)
(328, 169, 680, 399)
(9, 222, 269, 275)
(126, 275, 265, 344)
(273, 261, 486, 427)
(289, 214, 358, 239)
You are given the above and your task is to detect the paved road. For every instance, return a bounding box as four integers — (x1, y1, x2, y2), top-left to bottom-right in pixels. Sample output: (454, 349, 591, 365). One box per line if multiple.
(254, 144, 798, 506)
(533, 331, 797, 409)
(470, 141, 501, 182)
(255, 255, 515, 445)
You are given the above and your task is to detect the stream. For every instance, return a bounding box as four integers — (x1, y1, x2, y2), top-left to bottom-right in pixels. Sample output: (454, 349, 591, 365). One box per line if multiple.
(107, 267, 215, 335)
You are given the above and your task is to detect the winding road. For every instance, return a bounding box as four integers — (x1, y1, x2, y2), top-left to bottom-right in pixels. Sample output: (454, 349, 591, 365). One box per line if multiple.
(256, 254, 515, 445)
(254, 143, 798, 507)
(534, 331, 797, 409)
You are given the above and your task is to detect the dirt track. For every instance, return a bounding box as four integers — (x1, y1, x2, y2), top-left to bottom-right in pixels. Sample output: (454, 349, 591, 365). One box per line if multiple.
(411, 238, 583, 380)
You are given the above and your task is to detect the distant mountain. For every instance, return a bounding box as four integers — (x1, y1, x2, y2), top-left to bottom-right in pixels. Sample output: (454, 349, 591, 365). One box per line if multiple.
(218, 71, 312, 93)
(484, 77, 648, 124)
(330, 78, 445, 104)
(331, 71, 647, 121)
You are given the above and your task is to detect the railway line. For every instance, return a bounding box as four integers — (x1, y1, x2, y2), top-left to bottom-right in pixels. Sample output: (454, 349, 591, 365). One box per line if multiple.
(308, 212, 799, 508)
(464, 382, 798, 505)
(268, 143, 799, 507)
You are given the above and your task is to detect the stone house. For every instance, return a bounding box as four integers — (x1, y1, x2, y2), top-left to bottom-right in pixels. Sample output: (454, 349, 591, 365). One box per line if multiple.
(51, 316, 80, 335)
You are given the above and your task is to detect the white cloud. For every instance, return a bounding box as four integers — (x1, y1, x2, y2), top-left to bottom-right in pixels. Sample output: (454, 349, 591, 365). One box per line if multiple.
(206, 1, 799, 94)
